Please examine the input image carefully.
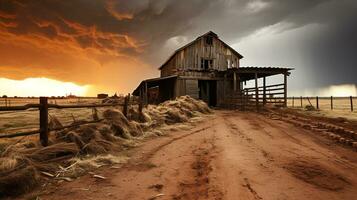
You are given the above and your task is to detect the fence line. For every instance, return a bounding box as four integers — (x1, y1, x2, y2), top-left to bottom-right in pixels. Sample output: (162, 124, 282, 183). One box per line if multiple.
(0, 94, 143, 146)
(288, 96, 355, 112)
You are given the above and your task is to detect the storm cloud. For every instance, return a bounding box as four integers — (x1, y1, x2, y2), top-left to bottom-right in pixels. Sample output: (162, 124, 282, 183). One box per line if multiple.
(0, 0, 356, 94)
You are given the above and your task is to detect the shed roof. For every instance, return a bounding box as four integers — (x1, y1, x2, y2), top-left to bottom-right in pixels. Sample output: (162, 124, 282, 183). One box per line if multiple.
(158, 31, 244, 70)
(132, 75, 178, 96)
(226, 66, 293, 81)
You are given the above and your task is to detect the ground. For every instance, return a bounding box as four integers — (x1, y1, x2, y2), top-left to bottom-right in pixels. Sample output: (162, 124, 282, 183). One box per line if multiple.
(22, 110, 357, 200)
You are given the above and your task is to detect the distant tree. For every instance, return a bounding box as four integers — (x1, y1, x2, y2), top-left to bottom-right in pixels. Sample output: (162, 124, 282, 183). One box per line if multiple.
(2, 95, 7, 98)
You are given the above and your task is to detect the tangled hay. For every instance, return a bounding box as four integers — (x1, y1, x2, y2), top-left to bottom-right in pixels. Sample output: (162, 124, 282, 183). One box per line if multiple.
(305, 105, 317, 111)
(140, 95, 212, 128)
(61, 154, 129, 178)
(0, 95, 211, 198)
(0, 156, 40, 197)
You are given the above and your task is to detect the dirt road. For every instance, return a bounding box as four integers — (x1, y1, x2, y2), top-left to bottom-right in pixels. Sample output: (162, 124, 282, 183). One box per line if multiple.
(34, 110, 357, 200)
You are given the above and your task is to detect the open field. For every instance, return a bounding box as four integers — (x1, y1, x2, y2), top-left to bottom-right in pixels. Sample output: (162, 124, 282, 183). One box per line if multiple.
(0, 97, 101, 107)
(287, 97, 356, 111)
(287, 97, 357, 122)
(21, 110, 357, 200)
(0, 98, 113, 135)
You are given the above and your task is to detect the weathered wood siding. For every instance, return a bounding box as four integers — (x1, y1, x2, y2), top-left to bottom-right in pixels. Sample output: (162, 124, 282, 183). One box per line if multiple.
(174, 79, 185, 97)
(185, 80, 199, 99)
(161, 36, 241, 77)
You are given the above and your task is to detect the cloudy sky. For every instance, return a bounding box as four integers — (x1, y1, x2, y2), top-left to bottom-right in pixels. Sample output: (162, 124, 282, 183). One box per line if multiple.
(0, 0, 356, 96)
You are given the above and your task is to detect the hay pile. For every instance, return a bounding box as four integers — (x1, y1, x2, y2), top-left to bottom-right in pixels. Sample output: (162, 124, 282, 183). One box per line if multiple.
(139, 95, 211, 127)
(0, 95, 211, 198)
(305, 105, 317, 111)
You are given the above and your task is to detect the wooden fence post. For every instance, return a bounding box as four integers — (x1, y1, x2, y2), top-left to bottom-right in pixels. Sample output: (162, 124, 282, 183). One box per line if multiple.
(331, 96, 333, 110)
(39, 97, 49, 147)
(316, 96, 319, 110)
(263, 76, 266, 106)
(351, 96, 354, 112)
(255, 73, 259, 111)
(284, 73, 287, 107)
(300, 96, 303, 108)
(123, 95, 129, 118)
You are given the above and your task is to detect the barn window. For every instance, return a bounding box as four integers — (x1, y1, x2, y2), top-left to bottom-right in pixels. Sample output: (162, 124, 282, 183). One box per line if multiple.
(201, 58, 213, 70)
(227, 59, 231, 69)
(205, 36, 213, 46)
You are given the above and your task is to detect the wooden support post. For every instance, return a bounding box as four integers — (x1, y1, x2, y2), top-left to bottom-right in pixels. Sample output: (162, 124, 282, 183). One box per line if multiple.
(144, 82, 148, 106)
(223, 74, 226, 100)
(284, 73, 287, 107)
(233, 71, 237, 92)
(263, 76, 266, 106)
(138, 97, 143, 121)
(350, 96, 354, 112)
(331, 96, 333, 110)
(39, 97, 49, 147)
(123, 95, 129, 118)
(4, 98, 7, 107)
(316, 96, 319, 110)
(300, 96, 303, 108)
(255, 73, 259, 111)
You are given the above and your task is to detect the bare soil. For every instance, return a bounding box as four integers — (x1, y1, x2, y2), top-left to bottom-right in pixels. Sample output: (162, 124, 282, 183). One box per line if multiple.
(20, 110, 357, 200)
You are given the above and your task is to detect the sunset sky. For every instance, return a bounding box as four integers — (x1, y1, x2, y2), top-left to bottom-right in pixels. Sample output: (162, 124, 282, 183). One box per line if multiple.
(0, 0, 356, 97)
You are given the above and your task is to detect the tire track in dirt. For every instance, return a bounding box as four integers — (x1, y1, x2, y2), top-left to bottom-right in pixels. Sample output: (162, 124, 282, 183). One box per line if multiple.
(127, 126, 212, 171)
(284, 159, 351, 191)
(242, 178, 263, 200)
(223, 116, 275, 164)
(236, 112, 355, 194)
(246, 114, 337, 158)
(173, 136, 223, 200)
(256, 114, 357, 169)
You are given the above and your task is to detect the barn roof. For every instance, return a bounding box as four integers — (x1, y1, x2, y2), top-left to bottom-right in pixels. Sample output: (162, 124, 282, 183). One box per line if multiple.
(158, 31, 244, 70)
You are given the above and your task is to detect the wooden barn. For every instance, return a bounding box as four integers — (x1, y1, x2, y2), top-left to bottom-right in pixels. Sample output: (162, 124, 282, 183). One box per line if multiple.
(133, 31, 292, 109)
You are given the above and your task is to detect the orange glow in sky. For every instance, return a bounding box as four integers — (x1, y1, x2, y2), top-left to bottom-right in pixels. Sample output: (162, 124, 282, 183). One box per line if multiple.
(0, 77, 89, 97)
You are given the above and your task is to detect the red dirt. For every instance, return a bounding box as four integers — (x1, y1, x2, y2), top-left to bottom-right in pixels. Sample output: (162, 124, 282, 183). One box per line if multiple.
(18, 110, 357, 200)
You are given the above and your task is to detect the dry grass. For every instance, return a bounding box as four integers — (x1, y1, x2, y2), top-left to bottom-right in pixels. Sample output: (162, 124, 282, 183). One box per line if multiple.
(0, 96, 211, 198)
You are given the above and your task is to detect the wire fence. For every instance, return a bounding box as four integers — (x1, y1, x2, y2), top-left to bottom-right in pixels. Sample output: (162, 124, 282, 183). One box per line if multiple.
(0, 95, 143, 146)
(0, 97, 101, 107)
(287, 96, 355, 111)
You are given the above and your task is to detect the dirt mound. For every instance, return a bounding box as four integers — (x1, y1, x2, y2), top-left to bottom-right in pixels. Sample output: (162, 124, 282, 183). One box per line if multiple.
(0, 95, 211, 198)
(285, 160, 350, 191)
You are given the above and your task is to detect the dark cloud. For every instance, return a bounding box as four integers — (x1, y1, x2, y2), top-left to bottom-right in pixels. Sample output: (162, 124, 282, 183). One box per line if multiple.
(0, 0, 356, 93)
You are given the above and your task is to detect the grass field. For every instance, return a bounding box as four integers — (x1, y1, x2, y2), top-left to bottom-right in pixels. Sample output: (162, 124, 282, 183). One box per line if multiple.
(0, 98, 115, 135)
(287, 97, 357, 122)
(287, 97, 356, 110)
